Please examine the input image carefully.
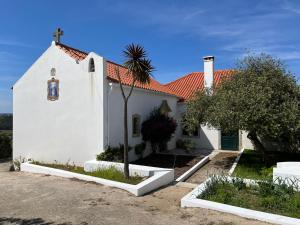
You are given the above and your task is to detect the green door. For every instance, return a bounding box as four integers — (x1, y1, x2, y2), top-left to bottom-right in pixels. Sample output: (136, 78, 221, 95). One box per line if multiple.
(221, 130, 239, 150)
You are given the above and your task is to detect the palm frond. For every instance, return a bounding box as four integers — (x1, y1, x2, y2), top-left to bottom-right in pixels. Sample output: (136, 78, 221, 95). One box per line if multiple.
(123, 44, 154, 84)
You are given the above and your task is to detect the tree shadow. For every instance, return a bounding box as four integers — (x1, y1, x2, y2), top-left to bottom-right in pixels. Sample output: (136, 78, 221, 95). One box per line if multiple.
(0, 217, 75, 225)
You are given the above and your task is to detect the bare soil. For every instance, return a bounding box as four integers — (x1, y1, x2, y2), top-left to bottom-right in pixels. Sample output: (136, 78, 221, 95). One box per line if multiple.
(186, 152, 238, 184)
(0, 170, 271, 225)
(132, 153, 204, 178)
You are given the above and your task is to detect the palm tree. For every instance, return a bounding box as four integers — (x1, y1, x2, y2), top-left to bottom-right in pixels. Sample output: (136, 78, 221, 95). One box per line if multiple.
(114, 44, 154, 179)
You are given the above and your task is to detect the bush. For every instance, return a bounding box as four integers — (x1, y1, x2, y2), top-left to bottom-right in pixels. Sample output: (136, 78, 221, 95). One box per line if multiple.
(176, 139, 196, 152)
(0, 114, 12, 130)
(134, 142, 146, 158)
(96, 144, 132, 162)
(141, 109, 177, 152)
(198, 175, 300, 218)
(0, 132, 12, 159)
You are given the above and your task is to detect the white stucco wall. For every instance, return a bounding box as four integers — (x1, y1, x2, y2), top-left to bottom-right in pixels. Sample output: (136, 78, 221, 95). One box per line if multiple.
(241, 131, 254, 150)
(176, 103, 254, 151)
(107, 83, 178, 161)
(13, 42, 107, 165)
(176, 103, 220, 151)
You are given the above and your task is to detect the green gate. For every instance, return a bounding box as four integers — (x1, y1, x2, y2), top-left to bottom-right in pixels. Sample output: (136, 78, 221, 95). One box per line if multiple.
(221, 130, 239, 150)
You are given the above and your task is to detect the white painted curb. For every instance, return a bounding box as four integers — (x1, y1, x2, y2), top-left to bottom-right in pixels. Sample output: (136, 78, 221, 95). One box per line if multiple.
(21, 161, 174, 196)
(181, 177, 300, 225)
(228, 148, 244, 176)
(175, 156, 209, 182)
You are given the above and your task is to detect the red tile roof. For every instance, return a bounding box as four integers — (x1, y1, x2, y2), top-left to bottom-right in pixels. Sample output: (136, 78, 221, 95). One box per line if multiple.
(165, 70, 236, 100)
(106, 61, 177, 96)
(56, 43, 177, 96)
(56, 42, 235, 101)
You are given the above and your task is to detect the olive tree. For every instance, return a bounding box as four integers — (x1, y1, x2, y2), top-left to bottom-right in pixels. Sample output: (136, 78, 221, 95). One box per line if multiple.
(184, 54, 300, 155)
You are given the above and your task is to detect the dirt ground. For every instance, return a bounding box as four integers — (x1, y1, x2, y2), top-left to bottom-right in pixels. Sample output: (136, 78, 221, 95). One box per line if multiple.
(132, 154, 203, 178)
(0, 169, 271, 225)
(186, 152, 238, 184)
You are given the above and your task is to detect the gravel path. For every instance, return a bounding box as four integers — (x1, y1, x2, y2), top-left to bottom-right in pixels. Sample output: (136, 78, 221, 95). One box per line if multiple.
(186, 152, 238, 184)
(0, 169, 271, 225)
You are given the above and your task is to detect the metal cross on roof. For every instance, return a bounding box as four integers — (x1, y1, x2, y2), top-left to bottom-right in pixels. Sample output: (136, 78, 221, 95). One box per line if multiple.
(53, 28, 64, 43)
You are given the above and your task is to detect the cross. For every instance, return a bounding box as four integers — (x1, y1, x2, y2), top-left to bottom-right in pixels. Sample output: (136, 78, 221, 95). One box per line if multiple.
(53, 28, 64, 43)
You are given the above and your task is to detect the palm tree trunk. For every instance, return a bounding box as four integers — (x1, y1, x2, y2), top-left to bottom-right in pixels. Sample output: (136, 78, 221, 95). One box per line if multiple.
(123, 99, 129, 179)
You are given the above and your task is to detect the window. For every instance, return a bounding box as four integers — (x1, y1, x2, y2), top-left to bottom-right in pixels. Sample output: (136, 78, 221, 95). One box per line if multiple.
(47, 78, 59, 101)
(88, 58, 95, 72)
(182, 125, 199, 137)
(132, 114, 141, 137)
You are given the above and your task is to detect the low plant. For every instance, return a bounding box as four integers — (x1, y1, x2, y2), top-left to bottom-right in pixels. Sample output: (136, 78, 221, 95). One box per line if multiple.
(134, 142, 146, 159)
(96, 144, 132, 162)
(32, 161, 143, 185)
(12, 156, 26, 171)
(198, 175, 300, 218)
(176, 139, 196, 152)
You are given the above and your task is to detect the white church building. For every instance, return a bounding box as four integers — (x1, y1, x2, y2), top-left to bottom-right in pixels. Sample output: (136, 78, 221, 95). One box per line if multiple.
(13, 41, 253, 165)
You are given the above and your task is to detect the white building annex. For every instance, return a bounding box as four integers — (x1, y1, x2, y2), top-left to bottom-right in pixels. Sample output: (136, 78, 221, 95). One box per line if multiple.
(13, 40, 253, 165)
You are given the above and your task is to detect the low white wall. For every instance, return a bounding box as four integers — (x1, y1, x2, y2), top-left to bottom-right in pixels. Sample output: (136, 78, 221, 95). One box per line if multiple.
(228, 148, 244, 175)
(273, 162, 300, 190)
(21, 161, 174, 196)
(175, 156, 209, 182)
(181, 177, 300, 225)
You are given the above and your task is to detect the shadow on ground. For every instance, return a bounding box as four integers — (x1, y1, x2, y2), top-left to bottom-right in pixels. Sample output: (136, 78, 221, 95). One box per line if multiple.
(0, 217, 83, 225)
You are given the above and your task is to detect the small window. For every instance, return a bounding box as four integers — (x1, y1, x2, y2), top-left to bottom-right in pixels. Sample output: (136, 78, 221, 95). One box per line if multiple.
(47, 78, 59, 101)
(182, 125, 199, 137)
(132, 114, 141, 137)
(88, 58, 95, 72)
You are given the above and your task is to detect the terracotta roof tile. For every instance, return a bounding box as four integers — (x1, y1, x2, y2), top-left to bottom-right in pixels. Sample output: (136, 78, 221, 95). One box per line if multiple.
(56, 42, 235, 100)
(56, 43, 177, 96)
(106, 61, 177, 96)
(165, 70, 236, 100)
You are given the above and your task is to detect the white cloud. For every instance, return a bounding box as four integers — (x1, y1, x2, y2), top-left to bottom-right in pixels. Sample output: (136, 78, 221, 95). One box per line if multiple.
(0, 38, 33, 48)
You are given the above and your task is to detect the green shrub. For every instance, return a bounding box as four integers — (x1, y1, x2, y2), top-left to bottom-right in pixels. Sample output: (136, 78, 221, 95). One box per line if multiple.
(141, 108, 177, 152)
(198, 175, 300, 218)
(0, 132, 12, 159)
(176, 139, 196, 152)
(96, 144, 132, 162)
(134, 142, 146, 158)
(0, 114, 12, 130)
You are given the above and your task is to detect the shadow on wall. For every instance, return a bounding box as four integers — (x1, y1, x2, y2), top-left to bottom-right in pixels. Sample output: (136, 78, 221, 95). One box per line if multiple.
(0, 217, 76, 225)
(198, 127, 215, 149)
(181, 126, 216, 152)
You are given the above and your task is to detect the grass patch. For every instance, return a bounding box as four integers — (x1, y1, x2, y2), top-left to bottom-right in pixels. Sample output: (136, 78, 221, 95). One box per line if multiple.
(233, 149, 300, 180)
(32, 161, 144, 185)
(198, 176, 300, 219)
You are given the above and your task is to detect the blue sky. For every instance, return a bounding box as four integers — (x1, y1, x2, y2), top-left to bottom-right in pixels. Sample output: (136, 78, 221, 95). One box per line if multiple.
(1, 0, 300, 113)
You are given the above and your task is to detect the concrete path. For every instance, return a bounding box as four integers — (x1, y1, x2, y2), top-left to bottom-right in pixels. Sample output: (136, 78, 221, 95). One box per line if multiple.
(0, 169, 270, 225)
(186, 152, 239, 184)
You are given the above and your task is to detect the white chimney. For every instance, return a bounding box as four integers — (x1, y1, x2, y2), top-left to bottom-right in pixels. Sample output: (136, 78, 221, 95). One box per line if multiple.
(203, 56, 214, 89)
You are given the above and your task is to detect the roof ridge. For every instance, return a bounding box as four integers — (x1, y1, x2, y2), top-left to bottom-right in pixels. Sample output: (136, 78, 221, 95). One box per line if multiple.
(165, 71, 203, 86)
(165, 69, 235, 86)
(55, 42, 88, 55)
